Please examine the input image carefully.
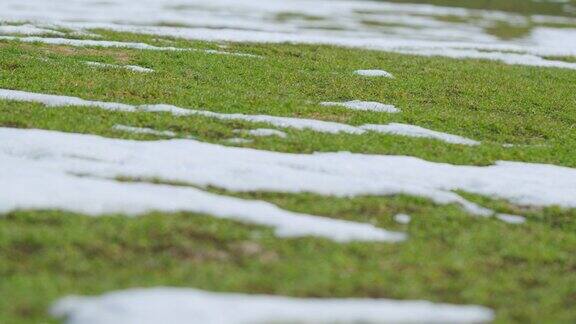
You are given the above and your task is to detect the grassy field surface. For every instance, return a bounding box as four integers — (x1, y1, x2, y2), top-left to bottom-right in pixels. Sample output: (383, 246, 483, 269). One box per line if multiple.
(1, 31, 575, 323)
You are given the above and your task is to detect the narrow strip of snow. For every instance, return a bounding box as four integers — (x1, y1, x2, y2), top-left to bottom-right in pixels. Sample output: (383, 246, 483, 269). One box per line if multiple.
(360, 123, 481, 146)
(0, 36, 259, 57)
(86, 61, 154, 73)
(0, 88, 480, 145)
(112, 125, 176, 137)
(0, 36, 187, 51)
(354, 69, 394, 78)
(225, 138, 253, 144)
(2, 128, 567, 224)
(394, 214, 412, 224)
(0, 24, 64, 36)
(241, 128, 287, 138)
(51, 287, 494, 324)
(495, 214, 526, 224)
(321, 100, 400, 113)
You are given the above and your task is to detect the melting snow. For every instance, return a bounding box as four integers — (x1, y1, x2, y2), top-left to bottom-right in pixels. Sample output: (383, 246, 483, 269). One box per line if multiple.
(241, 128, 287, 138)
(86, 61, 154, 73)
(495, 214, 526, 224)
(2, 128, 571, 224)
(225, 137, 253, 144)
(0, 0, 573, 68)
(321, 100, 400, 113)
(0, 36, 259, 57)
(112, 125, 176, 137)
(0, 24, 64, 36)
(0, 89, 478, 145)
(51, 287, 494, 324)
(360, 123, 480, 146)
(354, 69, 394, 78)
(0, 129, 404, 242)
(394, 214, 412, 224)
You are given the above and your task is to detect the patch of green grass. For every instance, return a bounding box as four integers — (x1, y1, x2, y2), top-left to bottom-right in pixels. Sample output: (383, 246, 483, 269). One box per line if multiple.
(0, 32, 575, 323)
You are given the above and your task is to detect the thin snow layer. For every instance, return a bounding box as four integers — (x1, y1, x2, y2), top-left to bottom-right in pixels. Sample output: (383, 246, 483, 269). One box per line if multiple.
(112, 125, 175, 137)
(0, 0, 574, 69)
(3, 128, 576, 222)
(86, 61, 154, 73)
(244, 128, 287, 138)
(355, 70, 394, 78)
(0, 36, 187, 51)
(0, 24, 64, 36)
(361, 123, 480, 146)
(495, 214, 526, 224)
(51, 287, 494, 324)
(321, 100, 400, 113)
(225, 137, 253, 145)
(0, 36, 259, 57)
(1, 89, 479, 145)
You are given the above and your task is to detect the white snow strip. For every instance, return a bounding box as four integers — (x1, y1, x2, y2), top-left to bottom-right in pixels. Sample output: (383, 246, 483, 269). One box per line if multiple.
(243, 128, 287, 138)
(2, 128, 571, 224)
(112, 125, 176, 137)
(225, 137, 253, 144)
(321, 100, 400, 113)
(0, 36, 259, 57)
(0, 24, 64, 36)
(51, 287, 494, 324)
(360, 123, 481, 146)
(0, 36, 187, 51)
(0, 89, 479, 144)
(86, 61, 154, 73)
(354, 69, 394, 78)
(394, 214, 412, 224)
(495, 214, 526, 224)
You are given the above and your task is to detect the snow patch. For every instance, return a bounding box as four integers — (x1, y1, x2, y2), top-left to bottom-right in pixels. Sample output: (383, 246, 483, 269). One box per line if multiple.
(225, 138, 253, 144)
(0, 36, 259, 57)
(0, 24, 64, 36)
(496, 213, 526, 224)
(360, 123, 480, 146)
(242, 128, 287, 138)
(2, 128, 568, 225)
(86, 61, 154, 73)
(394, 214, 412, 224)
(321, 100, 400, 113)
(354, 69, 394, 78)
(51, 287, 494, 324)
(112, 125, 176, 137)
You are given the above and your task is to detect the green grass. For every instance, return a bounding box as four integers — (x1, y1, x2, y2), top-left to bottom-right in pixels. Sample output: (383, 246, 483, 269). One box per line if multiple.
(0, 31, 575, 323)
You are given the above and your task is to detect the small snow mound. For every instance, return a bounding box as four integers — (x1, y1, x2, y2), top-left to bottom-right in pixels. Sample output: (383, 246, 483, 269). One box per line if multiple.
(496, 214, 526, 224)
(394, 214, 412, 224)
(354, 69, 394, 78)
(321, 100, 399, 113)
